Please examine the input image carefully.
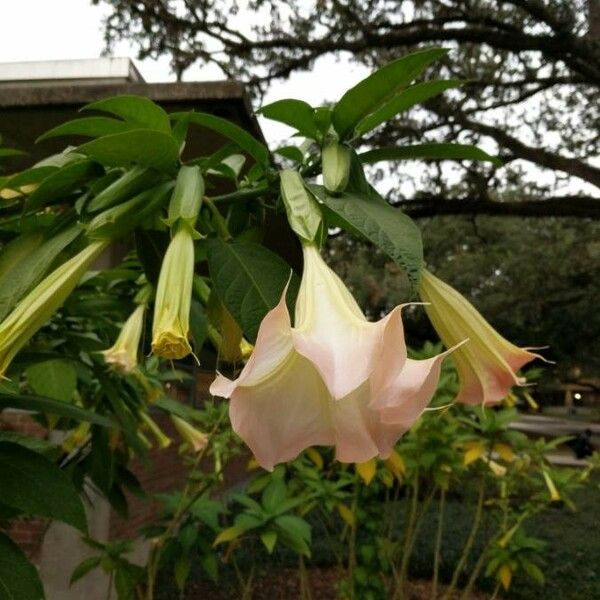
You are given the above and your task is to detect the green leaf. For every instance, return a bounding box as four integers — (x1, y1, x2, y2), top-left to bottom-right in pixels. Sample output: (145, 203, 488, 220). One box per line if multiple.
(0, 533, 44, 600)
(260, 530, 278, 554)
(70, 556, 102, 585)
(26, 359, 77, 403)
(190, 300, 209, 354)
(261, 479, 287, 514)
(206, 239, 300, 343)
(134, 228, 170, 286)
(37, 117, 133, 142)
(82, 95, 171, 134)
(274, 515, 311, 557)
(0, 442, 87, 531)
(0, 431, 56, 456)
(259, 99, 320, 139)
(0, 226, 81, 320)
(171, 112, 270, 168)
(275, 146, 305, 163)
(360, 143, 502, 166)
(354, 79, 463, 136)
(1, 166, 58, 193)
(332, 47, 448, 139)
(78, 130, 179, 171)
(0, 392, 112, 426)
(213, 525, 246, 546)
(0, 147, 26, 158)
(311, 184, 423, 290)
(26, 159, 104, 212)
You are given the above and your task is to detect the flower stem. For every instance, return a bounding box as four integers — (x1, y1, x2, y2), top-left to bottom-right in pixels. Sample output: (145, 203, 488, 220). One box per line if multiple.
(442, 477, 486, 600)
(432, 487, 446, 600)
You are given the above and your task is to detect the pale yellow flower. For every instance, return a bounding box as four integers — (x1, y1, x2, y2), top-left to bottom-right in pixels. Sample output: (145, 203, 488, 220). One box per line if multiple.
(0, 240, 108, 378)
(419, 269, 543, 405)
(171, 415, 209, 453)
(102, 303, 146, 373)
(151, 222, 194, 359)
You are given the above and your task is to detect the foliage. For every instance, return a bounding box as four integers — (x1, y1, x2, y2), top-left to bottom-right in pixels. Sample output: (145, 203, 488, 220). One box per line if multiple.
(0, 46, 590, 600)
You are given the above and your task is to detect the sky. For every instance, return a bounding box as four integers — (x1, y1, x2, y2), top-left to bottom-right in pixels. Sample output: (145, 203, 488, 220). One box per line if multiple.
(0, 0, 370, 143)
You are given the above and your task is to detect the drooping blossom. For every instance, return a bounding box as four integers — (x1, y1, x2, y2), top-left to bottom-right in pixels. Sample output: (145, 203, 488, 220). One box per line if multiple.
(102, 303, 146, 374)
(171, 415, 209, 453)
(419, 268, 543, 405)
(211, 244, 453, 470)
(0, 240, 108, 378)
(151, 222, 194, 359)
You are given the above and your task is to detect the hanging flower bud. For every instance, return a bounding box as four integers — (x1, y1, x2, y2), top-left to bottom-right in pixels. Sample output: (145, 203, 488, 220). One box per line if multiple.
(171, 415, 209, 453)
(165, 165, 204, 228)
(0, 240, 108, 378)
(151, 222, 195, 359)
(102, 303, 146, 374)
(322, 140, 351, 194)
(140, 412, 171, 449)
(279, 170, 322, 243)
(419, 268, 544, 405)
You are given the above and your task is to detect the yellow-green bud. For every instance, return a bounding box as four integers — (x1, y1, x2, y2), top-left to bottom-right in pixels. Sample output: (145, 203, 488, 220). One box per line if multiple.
(151, 222, 195, 359)
(171, 415, 208, 453)
(166, 165, 204, 228)
(102, 303, 146, 374)
(279, 169, 322, 243)
(322, 140, 351, 194)
(0, 240, 108, 378)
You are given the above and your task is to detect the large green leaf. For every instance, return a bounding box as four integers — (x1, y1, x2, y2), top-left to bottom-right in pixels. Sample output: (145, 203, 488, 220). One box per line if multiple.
(78, 130, 179, 171)
(354, 79, 463, 136)
(206, 239, 300, 342)
(0, 226, 81, 321)
(82, 95, 171, 134)
(0, 393, 112, 426)
(1, 166, 57, 193)
(312, 184, 423, 290)
(171, 112, 270, 168)
(259, 99, 320, 140)
(0, 147, 26, 158)
(0, 442, 87, 531)
(25, 159, 104, 212)
(26, 359, 77, 403)
(37, 116, 133, 142)
(0, 533, 44, 600)
(360, 143, 501, 165)
(332, 47, 447, 139)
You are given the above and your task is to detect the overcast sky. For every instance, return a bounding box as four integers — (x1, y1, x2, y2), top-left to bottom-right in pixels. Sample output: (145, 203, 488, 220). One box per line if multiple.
(0, 0, 370, 143)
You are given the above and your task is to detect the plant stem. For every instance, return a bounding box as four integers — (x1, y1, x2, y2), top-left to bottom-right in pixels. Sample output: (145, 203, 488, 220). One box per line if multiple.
(393, 470, 419, 600)
(299, 555, 312, 600)
(211, 185, 269, 204)
(346, 477, 360, 600)
(203, 196, 232, 240)
(144, 411, 226, 599)
(432, 487, 446, 600)
(442, 477, 486, 600)
(489, 581, 502, 600)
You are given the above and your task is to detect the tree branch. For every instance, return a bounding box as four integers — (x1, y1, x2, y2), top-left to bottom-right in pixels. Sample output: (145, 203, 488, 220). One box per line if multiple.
(396, 195, 600, 219)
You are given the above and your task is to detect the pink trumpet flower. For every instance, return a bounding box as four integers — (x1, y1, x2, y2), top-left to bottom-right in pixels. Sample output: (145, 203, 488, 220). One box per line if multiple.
(210, 244, 454, 471)
(419, 268, 544, 405)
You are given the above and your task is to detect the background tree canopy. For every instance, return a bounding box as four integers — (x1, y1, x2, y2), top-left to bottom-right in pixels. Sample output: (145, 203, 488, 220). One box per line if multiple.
(95, 0, 600, 377)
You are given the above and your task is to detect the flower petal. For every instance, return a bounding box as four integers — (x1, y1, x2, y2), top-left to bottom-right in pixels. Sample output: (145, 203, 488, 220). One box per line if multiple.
(228, 352, 334, 470)
(293, 245, 408, 398)
(376, 347, 455, 426)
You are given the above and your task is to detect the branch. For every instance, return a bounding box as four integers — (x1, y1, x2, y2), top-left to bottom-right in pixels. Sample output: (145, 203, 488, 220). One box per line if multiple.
(396, 195, 600, 219)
